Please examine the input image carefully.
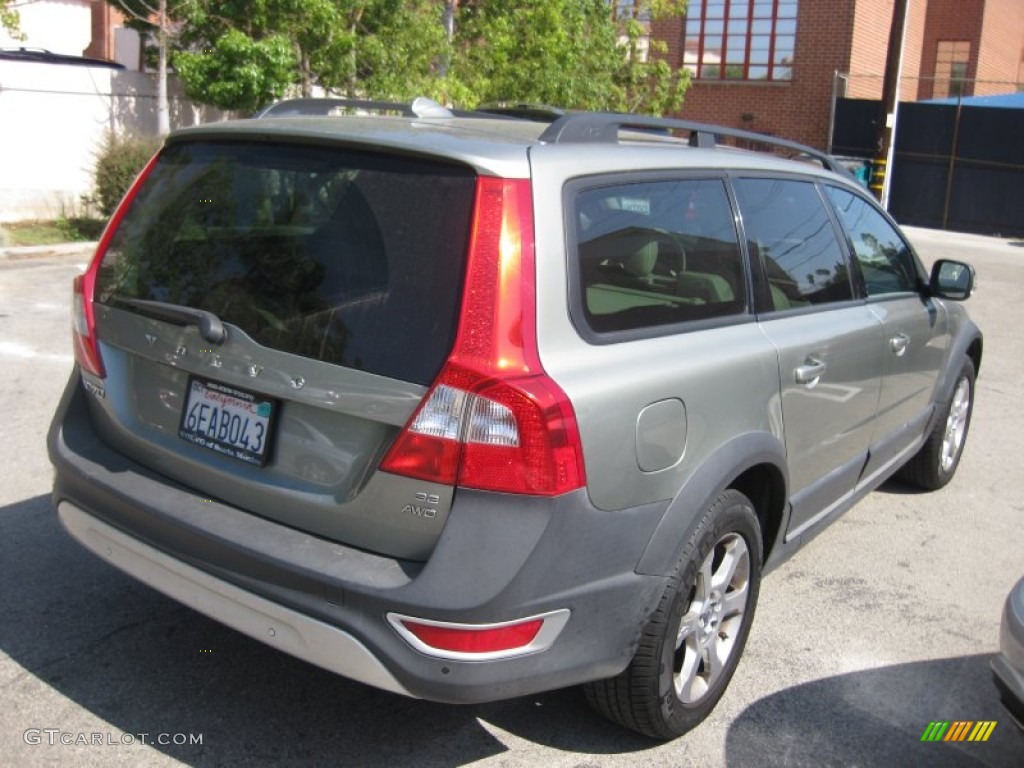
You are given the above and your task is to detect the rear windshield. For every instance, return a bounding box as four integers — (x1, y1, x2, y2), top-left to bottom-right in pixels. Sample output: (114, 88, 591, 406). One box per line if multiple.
(96, 141, 477, 385)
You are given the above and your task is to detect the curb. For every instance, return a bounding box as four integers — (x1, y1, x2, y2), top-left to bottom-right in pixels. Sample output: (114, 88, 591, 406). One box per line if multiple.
(0, 242, 98, 262)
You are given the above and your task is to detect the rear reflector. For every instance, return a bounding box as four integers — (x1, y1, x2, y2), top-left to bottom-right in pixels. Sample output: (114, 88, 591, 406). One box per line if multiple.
(402, 619, 542, 654)
(387, 609, 570, 660)
(379, 177, 586, 496)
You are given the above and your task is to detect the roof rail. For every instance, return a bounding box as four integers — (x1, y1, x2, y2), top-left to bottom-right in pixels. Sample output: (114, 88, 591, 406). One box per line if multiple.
(475, 103, 566, 123)
(537, 113, 849, 175)
(255, 96, 453, 119)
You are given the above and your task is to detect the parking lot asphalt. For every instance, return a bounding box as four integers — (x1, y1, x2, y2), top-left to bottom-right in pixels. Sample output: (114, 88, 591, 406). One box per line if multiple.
(0, 227, 1021, 767)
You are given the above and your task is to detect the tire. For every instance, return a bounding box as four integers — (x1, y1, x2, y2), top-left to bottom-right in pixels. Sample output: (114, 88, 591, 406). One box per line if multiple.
(584, 489, 762, 740)
(896, 358, 975, 491)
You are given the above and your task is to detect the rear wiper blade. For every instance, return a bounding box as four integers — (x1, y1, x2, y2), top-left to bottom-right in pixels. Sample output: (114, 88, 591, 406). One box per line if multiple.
(112, 297, 227, 345)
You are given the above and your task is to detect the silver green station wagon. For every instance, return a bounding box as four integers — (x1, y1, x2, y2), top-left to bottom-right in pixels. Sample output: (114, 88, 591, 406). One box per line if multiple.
(49, 99, 982, 739)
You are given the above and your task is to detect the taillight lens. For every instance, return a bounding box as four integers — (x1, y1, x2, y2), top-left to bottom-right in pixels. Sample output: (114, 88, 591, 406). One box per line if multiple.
(71, 149, 161, 380)
(380, 177, 586, 496)
(71, 273, 104, 378)
(400, 618, 543, 655)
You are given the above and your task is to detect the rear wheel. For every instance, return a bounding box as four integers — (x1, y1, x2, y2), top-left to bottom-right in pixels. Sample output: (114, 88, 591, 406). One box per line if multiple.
(584, 489, 762, 739)
(897, 358, 975, 490)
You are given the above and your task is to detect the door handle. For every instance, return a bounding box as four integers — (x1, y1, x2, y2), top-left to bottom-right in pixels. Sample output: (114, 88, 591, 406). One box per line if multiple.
(795, 358, 827, 386)
(890, 333, 910, 357)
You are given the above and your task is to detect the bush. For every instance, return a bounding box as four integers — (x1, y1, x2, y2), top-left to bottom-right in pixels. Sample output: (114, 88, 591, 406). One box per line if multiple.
(92, 132, 162, 217)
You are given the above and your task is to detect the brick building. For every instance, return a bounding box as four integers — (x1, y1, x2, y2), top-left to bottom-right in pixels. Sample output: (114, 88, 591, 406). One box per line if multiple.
(654, 0, 1024, 150)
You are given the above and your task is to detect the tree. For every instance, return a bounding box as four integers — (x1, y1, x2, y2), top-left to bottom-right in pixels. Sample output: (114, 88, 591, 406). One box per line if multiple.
(1, 0, 23, 38)
(312, 0, 449, 101)
(106, 1, 187, 135)
(449, 0, 688, 115)
(609, 0, 689, 115)
(116, 0, 691, 117)
(450, 0, 619, 110)
(171, 0, 351, 111)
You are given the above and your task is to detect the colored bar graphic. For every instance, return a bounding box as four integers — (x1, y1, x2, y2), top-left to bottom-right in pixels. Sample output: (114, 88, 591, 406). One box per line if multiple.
(968, 721, 997, 742)
(944, 721, 972, 741)
(920, 720, 997, 742)
(921, 721, 950, 741)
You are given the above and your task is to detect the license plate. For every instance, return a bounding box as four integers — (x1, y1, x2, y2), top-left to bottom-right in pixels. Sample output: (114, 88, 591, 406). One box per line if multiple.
(178, 377, 275, 466)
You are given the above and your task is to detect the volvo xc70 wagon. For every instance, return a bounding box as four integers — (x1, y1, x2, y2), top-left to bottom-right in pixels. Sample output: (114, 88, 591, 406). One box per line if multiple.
(49, 98, 982, 739)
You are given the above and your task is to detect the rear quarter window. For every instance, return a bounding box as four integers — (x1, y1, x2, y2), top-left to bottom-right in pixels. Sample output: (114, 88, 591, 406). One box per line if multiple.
(96, 141, 477, 385)
(573, 178, 747, 335)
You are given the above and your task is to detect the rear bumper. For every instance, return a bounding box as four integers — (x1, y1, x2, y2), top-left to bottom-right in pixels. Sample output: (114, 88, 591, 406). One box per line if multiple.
(992, 577, 1024, 729)
(59, 500, 413, 696)
(49, 372, 669, 704)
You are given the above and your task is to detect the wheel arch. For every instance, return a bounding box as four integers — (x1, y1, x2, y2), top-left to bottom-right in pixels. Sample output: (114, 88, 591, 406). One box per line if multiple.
(635, 432, 789, 577)
(728, 462, 787, 567)
(923, 323, 983, 439)
(966, 335, 983, 378)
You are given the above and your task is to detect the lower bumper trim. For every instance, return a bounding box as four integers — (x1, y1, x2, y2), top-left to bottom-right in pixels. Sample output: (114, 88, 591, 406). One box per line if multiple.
(58, 501, 414, 698)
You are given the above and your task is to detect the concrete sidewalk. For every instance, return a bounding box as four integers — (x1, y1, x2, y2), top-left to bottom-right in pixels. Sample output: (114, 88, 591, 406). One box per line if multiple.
(0, 241, 98, 262)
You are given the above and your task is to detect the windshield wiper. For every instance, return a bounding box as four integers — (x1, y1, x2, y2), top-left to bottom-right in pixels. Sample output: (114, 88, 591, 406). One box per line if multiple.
(112, 297, 227, 345)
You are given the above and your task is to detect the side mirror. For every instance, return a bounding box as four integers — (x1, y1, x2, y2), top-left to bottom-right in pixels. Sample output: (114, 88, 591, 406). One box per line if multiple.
(929, 259, 975, 301)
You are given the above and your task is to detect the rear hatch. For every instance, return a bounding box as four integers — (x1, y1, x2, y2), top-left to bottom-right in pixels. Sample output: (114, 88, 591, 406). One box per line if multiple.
(83, 137, 477, 559)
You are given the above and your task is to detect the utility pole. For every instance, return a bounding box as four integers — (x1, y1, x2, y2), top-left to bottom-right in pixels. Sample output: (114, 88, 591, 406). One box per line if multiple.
(156, 0, 169, 135)
(871, 0, 910, 207)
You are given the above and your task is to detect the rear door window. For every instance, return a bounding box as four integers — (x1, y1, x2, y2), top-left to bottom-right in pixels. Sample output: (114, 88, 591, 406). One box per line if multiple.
(573, 177, 746, 334)
(733, 178, 853, 311)
(96, 141, 477, 385)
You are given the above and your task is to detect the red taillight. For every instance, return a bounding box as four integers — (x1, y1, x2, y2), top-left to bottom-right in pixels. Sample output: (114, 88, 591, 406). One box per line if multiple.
(380, 177, 586, 496)
(72, 273, 104, 378)
(71, 150, 162, 380)
(400, 618, 543, 655)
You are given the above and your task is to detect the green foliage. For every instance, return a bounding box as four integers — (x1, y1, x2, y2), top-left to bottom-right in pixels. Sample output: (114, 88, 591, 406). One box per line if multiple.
(612, 0, 690, 116)
(120, 0, 691, 117)
(452, 0, 621, 110)
(343, 1, 451, 101)
(1, 0, 23, 39)
(92, 132, 162, 217)
(57, 216, 107, 242)
(175, 28, 296, 111)
(3, 218, 105, 246)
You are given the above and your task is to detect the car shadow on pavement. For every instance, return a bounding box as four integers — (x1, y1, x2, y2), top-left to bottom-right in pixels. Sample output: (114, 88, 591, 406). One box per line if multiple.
(725, 654, 1022, 767)
(872, 477, 927, 495)
(0, 495, 656, 766)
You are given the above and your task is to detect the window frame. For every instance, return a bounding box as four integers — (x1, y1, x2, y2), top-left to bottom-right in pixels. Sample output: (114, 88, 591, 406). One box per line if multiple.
(565, 171, 756, 346)
(684, 0, 799, 83)
(933, 40, 972, 99)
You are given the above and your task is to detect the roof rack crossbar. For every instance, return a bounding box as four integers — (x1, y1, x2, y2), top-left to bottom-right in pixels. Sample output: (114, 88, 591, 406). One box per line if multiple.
(538, 113, 844, 173)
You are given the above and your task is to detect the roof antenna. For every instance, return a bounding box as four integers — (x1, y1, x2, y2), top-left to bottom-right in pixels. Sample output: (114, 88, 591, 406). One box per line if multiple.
(411, 97, 453, 118)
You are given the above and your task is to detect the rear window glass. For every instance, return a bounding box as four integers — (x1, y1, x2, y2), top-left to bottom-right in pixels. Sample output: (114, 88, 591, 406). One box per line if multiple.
(96, 141, 477, 385)
(575, 178, 746, 334)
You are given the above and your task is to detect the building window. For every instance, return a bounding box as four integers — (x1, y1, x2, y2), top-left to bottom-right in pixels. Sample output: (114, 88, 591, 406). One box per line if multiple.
(683, 0, 797, 82)
(934, 41, 971, 98)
